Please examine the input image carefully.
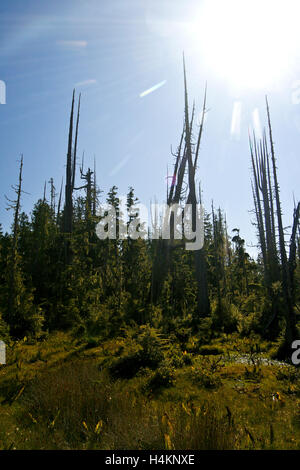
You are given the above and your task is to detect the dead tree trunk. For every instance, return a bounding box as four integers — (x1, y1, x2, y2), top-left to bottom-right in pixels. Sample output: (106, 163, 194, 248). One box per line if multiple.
(289, 202, 300, 304)
(6, 156, 23, 324)
(266, 97, 297, 351)
(151, 58, 210, 320)
(63, 90, 81, 264)
(183, 57, 210, 318)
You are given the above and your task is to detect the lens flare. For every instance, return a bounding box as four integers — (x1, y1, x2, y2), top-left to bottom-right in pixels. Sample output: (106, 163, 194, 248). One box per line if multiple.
(192, 0, 300, 90)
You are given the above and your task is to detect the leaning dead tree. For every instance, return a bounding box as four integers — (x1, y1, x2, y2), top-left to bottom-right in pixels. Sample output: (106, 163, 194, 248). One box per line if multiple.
(250, 97, 300, 350)
(151, 57, 210, 319)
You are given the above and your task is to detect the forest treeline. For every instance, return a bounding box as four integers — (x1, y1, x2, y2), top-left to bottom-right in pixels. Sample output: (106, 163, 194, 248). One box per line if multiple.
(0, 66, 299, 359)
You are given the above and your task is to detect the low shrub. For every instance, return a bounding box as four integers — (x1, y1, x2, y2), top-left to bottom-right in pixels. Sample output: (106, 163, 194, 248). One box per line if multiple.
(146, 361, 176, 392)
(109, 325, 167, 379)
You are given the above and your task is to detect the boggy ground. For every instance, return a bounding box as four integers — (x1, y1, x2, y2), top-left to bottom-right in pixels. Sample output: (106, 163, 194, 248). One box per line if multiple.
(0, 330, 299, 450)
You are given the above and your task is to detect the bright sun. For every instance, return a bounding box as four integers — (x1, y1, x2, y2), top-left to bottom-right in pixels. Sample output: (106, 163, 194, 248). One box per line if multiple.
(192, 0, 300, 90)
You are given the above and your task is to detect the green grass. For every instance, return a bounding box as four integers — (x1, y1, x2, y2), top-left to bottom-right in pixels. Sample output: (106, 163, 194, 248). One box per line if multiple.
(0, 332, 299, 450)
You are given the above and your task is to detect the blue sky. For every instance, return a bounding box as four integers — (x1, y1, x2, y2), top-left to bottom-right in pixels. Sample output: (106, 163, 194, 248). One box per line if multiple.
(0, 0, 299, 256)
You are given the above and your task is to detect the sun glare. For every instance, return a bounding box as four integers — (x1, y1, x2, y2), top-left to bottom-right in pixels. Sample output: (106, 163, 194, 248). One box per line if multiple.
(192, 0, 300, 90)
